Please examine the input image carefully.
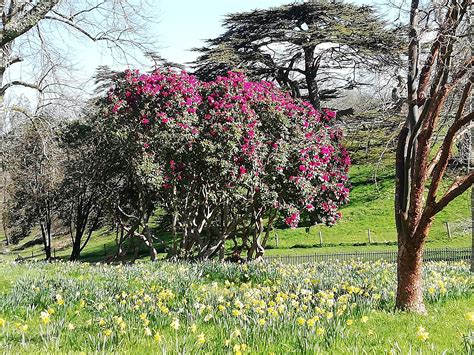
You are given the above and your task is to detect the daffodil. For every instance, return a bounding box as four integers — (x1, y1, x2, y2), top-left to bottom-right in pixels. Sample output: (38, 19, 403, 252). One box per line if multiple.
(55, 294, 64, 306)
(154, 331, 162, 342)
(196, 332, 206, 345)
(232, 309, 241, 317)
(416, 326, 429, 342)
(361, 315, 369, 323)
(16, 323, 28, 333)
(465, 312, 474, 324)
(170, 317, 180, 330)
(40, 311, 50, 324)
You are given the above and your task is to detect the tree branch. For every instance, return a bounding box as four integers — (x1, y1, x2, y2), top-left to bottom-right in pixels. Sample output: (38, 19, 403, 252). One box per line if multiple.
(2, 0, 60, 46)
(0, 81, 41, 95)
(433, 172, 474, 215)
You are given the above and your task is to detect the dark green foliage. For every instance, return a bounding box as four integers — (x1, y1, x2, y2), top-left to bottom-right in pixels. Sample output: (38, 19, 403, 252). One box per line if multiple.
(193, 0, 404, 108)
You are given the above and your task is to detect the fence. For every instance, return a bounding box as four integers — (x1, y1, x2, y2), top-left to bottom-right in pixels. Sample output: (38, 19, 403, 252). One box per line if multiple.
(264, 247, 472, 265)
(11, 246, 472, 265)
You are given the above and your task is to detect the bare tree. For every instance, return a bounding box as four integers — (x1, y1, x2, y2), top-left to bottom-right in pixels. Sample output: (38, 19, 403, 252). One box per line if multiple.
(395, 0, 473, 312)
(3, 115, 63, 259)
(0, 0, 155, 116)
(0, 0, 155, 248)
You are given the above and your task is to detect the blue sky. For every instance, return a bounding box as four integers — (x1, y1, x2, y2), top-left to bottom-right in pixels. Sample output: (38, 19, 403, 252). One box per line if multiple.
(154, 0, 293, 66)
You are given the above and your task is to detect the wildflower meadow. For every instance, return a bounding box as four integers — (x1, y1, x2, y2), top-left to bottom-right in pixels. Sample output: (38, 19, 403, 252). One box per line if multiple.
(0, 259, 472, 354)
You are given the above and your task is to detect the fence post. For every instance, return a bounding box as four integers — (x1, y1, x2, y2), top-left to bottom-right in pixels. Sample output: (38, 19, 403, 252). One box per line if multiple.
(275, 233, 279, 248)
(319, 231, 323, 247)
(31, 250, 34, 258)
(53, 249, 56, 258)
(103, 244, 107, 256)
(367, 229, 372, 244)
(445, 222, 452, 239)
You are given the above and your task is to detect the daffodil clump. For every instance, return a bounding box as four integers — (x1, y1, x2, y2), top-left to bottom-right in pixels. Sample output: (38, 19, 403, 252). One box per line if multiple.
(0, 259, 472, 353)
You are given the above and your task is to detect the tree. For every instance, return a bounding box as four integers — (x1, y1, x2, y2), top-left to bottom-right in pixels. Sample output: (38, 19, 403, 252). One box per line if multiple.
(4, 117, 63, 260)
(0, 0, 154, 254)
(395, 0, 473, 312)
(58, 117, 124, 261)
(0, 0, 154, 118)
(192, 0, 403, 110)
(101, 69, 350, 260)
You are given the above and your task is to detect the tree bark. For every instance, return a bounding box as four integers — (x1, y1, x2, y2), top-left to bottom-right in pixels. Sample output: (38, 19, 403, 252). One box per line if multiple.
(40, 221, 52, 261)
(396, 236, 426, 313)
(469, 0, 474, 273)
(303, 46, 321, 110)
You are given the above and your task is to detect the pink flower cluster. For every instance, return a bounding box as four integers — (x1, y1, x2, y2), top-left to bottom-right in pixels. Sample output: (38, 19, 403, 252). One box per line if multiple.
(102, 69, 350, 229)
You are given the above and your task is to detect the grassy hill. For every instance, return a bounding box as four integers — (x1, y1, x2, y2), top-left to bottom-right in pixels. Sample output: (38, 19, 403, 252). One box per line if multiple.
(0, 163, 471, 262)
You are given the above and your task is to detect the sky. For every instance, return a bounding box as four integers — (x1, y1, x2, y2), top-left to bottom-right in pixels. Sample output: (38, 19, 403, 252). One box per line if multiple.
(6, 0, 295, 105)
(5, 0, 381, 115)
(154, 0, 293, 66)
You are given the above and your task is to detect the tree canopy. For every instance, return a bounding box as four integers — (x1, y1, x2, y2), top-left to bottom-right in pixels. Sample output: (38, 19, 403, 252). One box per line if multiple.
(193, 0, 404, 109)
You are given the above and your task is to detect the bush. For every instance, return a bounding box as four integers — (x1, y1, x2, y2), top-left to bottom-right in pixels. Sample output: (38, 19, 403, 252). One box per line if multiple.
(99, 69, 350, 260)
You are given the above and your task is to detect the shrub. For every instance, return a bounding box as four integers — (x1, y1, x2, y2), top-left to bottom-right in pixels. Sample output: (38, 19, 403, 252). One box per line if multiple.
(100, 69, 350, 260)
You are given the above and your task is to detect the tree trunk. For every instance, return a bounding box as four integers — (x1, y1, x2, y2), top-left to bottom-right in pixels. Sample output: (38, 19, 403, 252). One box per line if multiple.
(469, 3, 474, 273)
(396, 236, 426, 313)
(40, 221, 52, 261)
(303, 47, 321, 110)
(70, 237, 82, 261)
(471, 187, 474, 272)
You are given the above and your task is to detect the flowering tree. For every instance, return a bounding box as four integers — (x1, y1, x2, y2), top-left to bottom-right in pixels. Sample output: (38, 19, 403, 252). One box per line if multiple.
(100, 69, 350, 260)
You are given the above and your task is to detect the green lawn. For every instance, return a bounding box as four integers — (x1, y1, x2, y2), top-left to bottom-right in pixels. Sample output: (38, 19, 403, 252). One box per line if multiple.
(267, 165, 471, 250)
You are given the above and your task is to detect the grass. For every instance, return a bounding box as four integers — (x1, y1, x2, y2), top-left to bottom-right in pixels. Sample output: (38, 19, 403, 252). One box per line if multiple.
(268, 165, 471, 250)
(0, 260, 472, 354)
(332, 295, 474, 353)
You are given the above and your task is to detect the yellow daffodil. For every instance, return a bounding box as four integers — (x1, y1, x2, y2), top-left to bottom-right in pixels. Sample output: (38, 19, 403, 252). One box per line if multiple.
(416, 326, 429, 342)
(196, 332, 206, 345)
(296, 317, 306, 326)
(170, 317, 180, 330)
(232, 309, 241, 317)
(154, 331, 162, 343)
(16, 323, 28, 333)
(40, 311, 50, 324)
(55, 294, 64, 306)
(465, 312, 474, 324)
